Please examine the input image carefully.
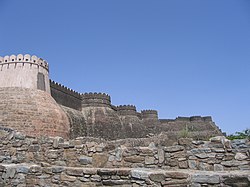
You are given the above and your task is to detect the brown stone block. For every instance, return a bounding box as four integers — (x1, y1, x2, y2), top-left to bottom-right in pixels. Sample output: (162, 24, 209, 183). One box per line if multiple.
(124, 156, 144, 163)
(92, 153, 108, 167)
(165, 172, 189, 179)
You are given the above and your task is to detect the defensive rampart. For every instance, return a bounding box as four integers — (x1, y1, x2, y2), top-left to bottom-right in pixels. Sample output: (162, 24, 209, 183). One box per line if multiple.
(82, 93, 112, 108)
(0, 54, 50, 93)
(0, 88, 70, 138)
(50, 80, 82, 110)
(116, 105, 137, 116)
(0, 53, 223, 141)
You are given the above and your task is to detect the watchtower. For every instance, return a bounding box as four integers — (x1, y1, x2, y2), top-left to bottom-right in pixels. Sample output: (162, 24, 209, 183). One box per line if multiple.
(0, 54, 50, 93)
(0, 54, 70, 138)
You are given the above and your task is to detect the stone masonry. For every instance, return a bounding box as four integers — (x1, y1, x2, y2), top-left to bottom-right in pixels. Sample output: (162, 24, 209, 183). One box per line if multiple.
(0, 129, 249, 186)
(0, 54, 223, 140)
(0, 54, 249, 186)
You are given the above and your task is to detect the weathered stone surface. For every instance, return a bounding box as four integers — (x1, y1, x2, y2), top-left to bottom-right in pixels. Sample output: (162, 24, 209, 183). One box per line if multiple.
(52, 166, 65, 173)
(124, 156, 144, 163)
(131, 169, 149, 180)
(66, 168, 83, 176)
(165, 172, 189, 179)
(97, 169, 117, 176)
(221, 160, 249, 167)
(149, 173, 166, 182)
(178, 138, 193, 146)
(178, 160, 188, 169)
(2, 167, 16, 179)
(198, 162, 212, 171)
(162, 179, 189, 186)
(0, 128, 249, 186)
(224, 176, 250, 187)
(28, 145, 41, 152)
(0, 165, 5, 172)
(188, 160, 197, 169)
(92, 153, 108, 167)
(117, 169, 130, 176)
(47, 150, 58, 159)
(102, 179, 131, 185)
(158, 149, 165, 164)
(60, 172, 77, 182)
(164, 145, 184, 152)
(79, 156, 92, 165)
(191, 148, 211, 154)
(214, 164, 224, 171)
(192, 174, 220, 184)
(145, 156, 155, 165)
(53, 137, 64, 148)
(16, 165, 29, 174)
(235, 152, 248, 160)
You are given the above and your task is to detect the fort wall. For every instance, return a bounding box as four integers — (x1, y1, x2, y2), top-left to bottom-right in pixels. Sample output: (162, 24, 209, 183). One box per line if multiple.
(0, 54, 50, 93)
(0, 53, 224, 140)
(160, 116, 221, 133)
(82, 92, 111, 108)
(116, 105, 137, 116)
(141, 110, 159, 120)
(50, 80, 82, 110)
(0, 88, 70, 138)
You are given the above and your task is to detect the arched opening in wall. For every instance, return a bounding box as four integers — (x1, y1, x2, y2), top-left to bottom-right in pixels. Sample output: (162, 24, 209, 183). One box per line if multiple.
(37, 72, 45, 91)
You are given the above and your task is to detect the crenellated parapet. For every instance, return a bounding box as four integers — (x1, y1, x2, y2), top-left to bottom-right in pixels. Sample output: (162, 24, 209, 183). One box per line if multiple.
(0, 54, 49, 71)
(50, 80, 82, 110)
(81, 92, 111, 107)
(116, 105, 137, 116)
(0, 54, 50, 93)
(50, 80, 81, 99)
(141, 110, 158, 120)
(176, 116, 213, 122)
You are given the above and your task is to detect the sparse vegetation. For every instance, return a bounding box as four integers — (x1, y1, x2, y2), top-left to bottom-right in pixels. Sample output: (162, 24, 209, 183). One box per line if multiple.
(227, 128, 250, 140)
(178, 124, 190, 138)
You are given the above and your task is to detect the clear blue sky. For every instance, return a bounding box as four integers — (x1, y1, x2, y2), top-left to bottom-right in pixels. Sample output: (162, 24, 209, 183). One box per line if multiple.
(0, 0, 249, 134)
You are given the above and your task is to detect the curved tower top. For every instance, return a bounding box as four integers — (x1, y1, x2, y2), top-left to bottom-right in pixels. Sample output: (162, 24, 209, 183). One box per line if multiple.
(0, 54, 50, 93)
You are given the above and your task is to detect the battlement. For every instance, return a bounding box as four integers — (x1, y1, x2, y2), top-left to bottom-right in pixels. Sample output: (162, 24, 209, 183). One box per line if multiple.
(81, 92, 111, 107)
(0, 54, 50, 93)
(0, 54, 49, 71)
(116, 105, 137, 116)
(141, 109, 158, 119)
(50, 80, 81, 98)
(176, 116, 213, 122)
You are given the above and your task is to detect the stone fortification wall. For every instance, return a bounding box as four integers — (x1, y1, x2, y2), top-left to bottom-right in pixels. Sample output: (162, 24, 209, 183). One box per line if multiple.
(141, 110, 159, 120)
(61, 106, 88, 139)
(0, 53, 223, 141)
(116, 105, 137, 116)
(82, 93, 111, 108)
(0, 54, 50, 93)
(0, 88, 70, 138)
(0, 130, 249, 186)
(116, 105, 147, 138)
(159, 116, 222, 140)
(50, 80, 82, 110)
(48, 79, 223, 140)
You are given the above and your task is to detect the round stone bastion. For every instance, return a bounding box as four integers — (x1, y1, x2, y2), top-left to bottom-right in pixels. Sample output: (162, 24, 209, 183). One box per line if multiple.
(0, 87, 70, 138)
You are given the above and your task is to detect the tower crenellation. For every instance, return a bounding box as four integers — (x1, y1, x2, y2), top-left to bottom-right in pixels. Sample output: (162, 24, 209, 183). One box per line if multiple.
(116, 105, 137, 116)
(0, 54, 49, 70)
(0, 53, 224, 140)
(141, 109, 158, 120)
(81, 92, 111, 107)
(0, 54, 50, 93)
